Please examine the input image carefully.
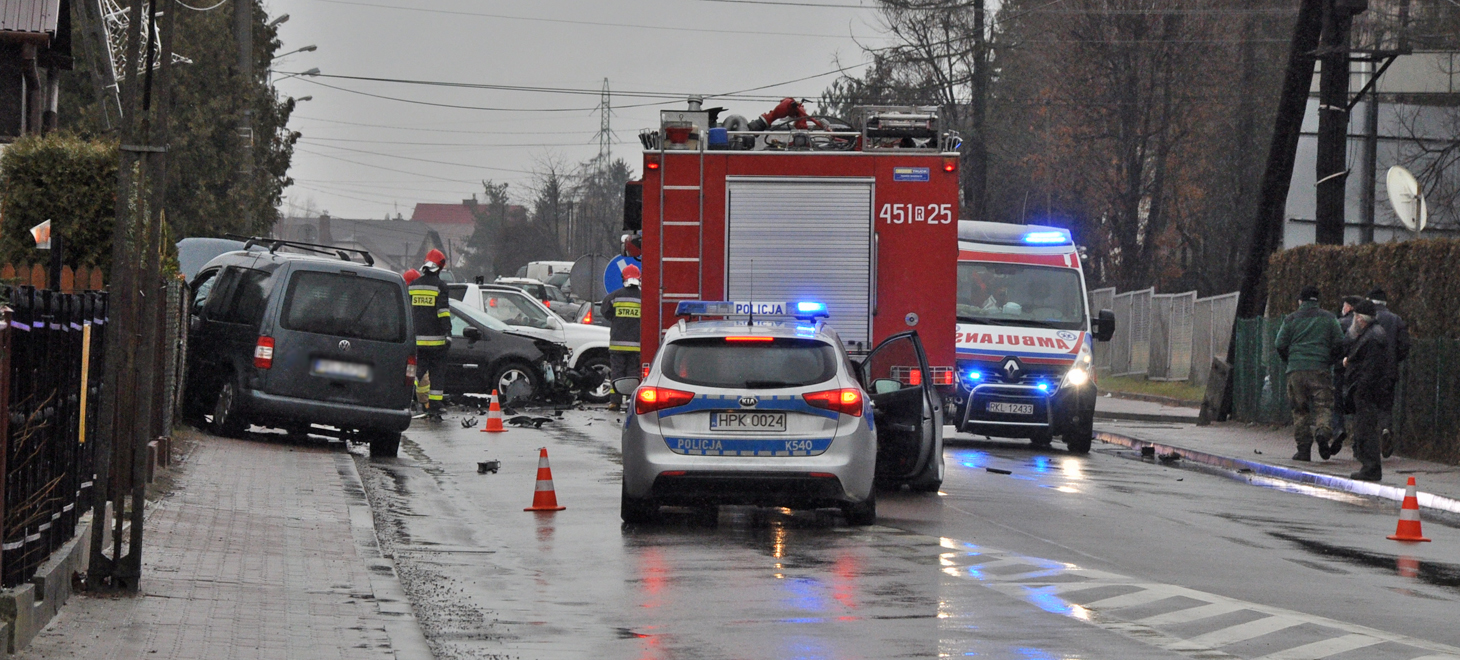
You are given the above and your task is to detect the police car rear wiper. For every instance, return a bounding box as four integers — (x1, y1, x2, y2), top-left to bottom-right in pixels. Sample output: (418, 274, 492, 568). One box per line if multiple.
(744, 380, 800, 389)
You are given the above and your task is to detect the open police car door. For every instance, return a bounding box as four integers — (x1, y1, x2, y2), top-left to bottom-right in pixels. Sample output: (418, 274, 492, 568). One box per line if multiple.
(861, 331, 944, 491)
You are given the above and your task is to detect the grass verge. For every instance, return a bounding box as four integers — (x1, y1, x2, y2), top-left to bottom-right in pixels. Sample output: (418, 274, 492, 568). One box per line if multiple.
(1098, 374, 1204, 404)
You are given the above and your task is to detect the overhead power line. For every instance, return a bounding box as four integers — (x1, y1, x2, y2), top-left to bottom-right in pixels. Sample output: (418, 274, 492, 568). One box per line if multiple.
(300, 136, 627, 148)
(276, 71, 794, 103)
(306, 0, 878, 40)
(291, 115, 600, 135)
(306, 142, 538, 173)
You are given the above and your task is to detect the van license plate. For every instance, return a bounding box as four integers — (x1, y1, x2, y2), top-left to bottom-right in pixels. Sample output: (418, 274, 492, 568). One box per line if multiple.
(710, 412, 786, 432)
(988, 402, 1034, 415)
(312, 359, 372, 381)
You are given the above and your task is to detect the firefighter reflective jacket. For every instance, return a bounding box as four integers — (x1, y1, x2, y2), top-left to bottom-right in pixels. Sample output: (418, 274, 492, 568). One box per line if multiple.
(410, 270, 451, 350)
(600, 285, 641, 352)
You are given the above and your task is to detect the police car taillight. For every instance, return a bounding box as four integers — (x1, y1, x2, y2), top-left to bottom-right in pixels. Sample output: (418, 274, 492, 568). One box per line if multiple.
(253, 336, 275, 369)
(803, 388, 863, 417)
(636, 386, 694, 415)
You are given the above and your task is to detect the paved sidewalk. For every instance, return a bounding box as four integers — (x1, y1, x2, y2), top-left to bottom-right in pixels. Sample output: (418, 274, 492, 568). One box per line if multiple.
(1094, 393, 1199, 423)
(1094, 398, 1460, 510)
(17, 431, 430, 660)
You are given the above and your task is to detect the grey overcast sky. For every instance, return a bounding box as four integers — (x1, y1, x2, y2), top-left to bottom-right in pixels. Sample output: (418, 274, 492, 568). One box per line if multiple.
(264, 0, 900, 219)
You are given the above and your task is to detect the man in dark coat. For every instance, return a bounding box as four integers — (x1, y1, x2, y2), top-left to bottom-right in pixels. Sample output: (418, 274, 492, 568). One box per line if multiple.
(1274, 285, 1344, 461)
(1328, 295, 1363, 456)
(1343, 299, 1394, 482)
(1367, 288, 1410, 458)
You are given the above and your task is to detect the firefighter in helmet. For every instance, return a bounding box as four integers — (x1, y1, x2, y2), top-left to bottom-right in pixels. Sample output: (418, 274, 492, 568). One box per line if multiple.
(410, 250, 451, 417)
(402, 269, 428, 408)
(600, 264, 641, 411)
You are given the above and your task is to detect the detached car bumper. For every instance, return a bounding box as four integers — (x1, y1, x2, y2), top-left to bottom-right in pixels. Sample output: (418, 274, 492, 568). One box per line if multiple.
(241, 389, 412, 433)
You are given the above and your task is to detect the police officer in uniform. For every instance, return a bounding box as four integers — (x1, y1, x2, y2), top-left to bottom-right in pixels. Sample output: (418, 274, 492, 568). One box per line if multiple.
(600, 264, 641, 411)
(410, 250, 451, 418)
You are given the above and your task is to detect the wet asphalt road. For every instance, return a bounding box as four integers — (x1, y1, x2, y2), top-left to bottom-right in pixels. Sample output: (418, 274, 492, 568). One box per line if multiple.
(353, 409, 1460, 660)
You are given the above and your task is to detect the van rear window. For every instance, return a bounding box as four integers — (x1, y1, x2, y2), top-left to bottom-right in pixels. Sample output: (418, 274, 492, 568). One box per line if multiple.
(281, 271, 406, 343)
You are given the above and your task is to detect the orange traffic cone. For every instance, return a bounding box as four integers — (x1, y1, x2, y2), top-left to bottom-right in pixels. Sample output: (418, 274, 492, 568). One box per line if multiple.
(481, 390, 506, 433)
(1387, 476, 1431, 543)
(524, 447, 566, 512)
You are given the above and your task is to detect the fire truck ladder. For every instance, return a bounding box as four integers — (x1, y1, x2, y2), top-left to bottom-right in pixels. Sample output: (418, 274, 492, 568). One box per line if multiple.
(656, 139, 706, 305)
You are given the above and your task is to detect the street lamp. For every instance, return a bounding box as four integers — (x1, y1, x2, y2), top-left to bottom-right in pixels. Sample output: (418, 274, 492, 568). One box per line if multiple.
(266, 13, 289, 28)
(273, 67, 320, 83)
(272, 44, 317, 60)
(292, 95, 313, 103)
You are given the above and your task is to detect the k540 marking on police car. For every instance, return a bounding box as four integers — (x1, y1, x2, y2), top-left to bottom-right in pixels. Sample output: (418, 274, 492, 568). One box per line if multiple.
(880, 203, 954, 225)
(665, 437, 833, 456)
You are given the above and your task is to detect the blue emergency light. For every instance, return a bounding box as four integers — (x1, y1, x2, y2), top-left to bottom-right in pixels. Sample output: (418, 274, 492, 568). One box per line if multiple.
(674, 300, 830, 320)
(1023, 231, 1069, 245)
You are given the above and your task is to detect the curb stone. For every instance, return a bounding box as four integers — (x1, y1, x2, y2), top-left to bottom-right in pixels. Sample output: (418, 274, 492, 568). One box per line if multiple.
(1095, 430, 1460, 517)
(334, 453, 434, 660)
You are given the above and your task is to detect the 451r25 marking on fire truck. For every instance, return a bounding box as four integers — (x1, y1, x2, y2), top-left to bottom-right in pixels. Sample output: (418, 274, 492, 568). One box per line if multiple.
(879, 203, 955, 225)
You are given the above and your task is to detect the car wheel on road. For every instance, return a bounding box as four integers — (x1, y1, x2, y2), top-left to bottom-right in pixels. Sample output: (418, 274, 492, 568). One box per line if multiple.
(210, 378, 247, 438)
(580, 354, 612, 404)
(621, 488, 658, 524)
(367, 431, 401, 458)
(841, 490, 877, 526)
(1065, 414, 1093, 454)
(491, 361, 540, 406)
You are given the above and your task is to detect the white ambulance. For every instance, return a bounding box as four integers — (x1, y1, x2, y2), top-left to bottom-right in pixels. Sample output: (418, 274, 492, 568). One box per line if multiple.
(951, 221, 1115, 453)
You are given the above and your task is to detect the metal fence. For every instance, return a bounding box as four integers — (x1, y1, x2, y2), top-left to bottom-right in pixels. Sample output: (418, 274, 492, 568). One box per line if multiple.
(1191, 293, 1239, 388)
(2, 287, 108, 588)
(1231, 321, 1460, 464)
(1149, 292, 1196, 381)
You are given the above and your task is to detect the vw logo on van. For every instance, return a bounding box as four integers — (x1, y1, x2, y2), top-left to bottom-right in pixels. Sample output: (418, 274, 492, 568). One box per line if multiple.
(738, 395, 758, 408)
(338, 340, 352, 352)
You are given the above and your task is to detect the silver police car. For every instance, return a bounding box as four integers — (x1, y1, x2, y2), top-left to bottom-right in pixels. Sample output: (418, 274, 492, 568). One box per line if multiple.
(616, 301, 944, 525)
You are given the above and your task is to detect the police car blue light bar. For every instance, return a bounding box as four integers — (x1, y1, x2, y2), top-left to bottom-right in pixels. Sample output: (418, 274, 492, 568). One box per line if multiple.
(674, 300, 830, 319)
(1023, 231, 1070, 244)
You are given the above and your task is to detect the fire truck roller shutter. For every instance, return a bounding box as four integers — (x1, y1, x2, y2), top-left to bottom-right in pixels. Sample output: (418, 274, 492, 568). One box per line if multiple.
(725, 179, 874, 350)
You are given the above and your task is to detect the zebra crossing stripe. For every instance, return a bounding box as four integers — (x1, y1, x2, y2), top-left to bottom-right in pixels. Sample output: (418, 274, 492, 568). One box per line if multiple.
(932, 535, 1460, 660)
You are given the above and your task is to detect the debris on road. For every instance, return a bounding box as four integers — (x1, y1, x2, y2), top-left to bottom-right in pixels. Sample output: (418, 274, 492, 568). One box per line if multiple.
(461, 417, 479, 429)
(507, 415, 555, 429)
(477, 460, 500, 474)
(987, 467, 1012, 475)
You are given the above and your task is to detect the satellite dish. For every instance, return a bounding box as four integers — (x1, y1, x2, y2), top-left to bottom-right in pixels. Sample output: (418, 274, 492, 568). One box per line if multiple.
(1385, 166, 1428, 232)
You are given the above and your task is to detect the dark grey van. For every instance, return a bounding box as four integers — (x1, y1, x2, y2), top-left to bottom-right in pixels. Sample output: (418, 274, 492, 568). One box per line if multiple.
(184, 240, 414, 457)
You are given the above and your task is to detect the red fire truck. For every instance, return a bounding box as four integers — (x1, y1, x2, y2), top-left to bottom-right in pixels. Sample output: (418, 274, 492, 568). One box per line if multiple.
(631, 100, 960, 363)
(625, 100, 962, 486)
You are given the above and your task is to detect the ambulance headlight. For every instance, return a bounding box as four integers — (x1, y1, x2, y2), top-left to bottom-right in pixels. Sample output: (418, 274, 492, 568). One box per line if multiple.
(1063, 367, 1090, 388)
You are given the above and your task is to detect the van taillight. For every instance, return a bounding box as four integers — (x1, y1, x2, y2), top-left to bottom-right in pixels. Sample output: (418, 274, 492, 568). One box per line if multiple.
(407, 354, 418, 381)
(253, 336, 275, 369)
(931, 367, 955, 386)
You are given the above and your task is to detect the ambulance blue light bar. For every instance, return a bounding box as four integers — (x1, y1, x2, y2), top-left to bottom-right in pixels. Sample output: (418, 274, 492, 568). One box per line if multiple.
(1023, 231, 1070, 245)
(674, 300, 830, 319)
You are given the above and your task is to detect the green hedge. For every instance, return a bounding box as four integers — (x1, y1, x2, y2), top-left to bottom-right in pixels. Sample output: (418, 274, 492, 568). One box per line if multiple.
(0, 134, 119, 273)
(1267, 239, 1460, 338)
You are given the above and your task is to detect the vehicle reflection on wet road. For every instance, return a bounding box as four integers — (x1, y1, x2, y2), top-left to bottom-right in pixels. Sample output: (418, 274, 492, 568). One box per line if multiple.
(354, 410, 1460, 660)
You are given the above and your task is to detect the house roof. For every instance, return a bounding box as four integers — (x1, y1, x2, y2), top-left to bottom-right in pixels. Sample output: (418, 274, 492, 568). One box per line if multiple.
(411, 203, 475, 225)
(0, 0, 60, 35)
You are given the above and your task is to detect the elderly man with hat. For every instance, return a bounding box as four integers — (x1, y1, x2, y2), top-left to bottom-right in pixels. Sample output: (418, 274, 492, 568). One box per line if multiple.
(1343, 299, 1395, 481)
(1366, 288, 1409, 457)
(1274, 285, 1345, 461)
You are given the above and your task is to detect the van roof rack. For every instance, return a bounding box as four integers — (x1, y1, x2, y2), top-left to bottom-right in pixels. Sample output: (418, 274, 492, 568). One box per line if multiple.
(226, 234, 375, 267)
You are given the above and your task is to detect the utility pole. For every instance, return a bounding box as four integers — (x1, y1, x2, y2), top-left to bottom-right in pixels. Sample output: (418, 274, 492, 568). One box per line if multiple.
(1233, 0, 1325, 321)
(1314, 0, 1362, 245)
(1359, 58, 1379, 243)
(236, 0, 254, 230)
(966, 0, 988, 222)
